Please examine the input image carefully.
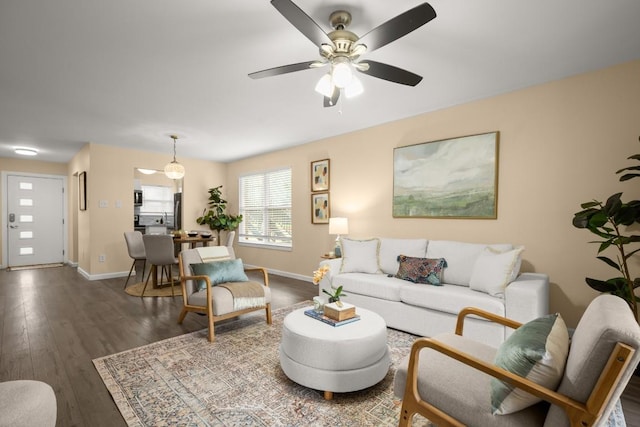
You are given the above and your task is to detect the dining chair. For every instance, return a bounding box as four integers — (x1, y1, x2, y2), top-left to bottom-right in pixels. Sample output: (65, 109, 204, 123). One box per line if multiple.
(141, 234, 178, 297)
(123, 231, 146, 289)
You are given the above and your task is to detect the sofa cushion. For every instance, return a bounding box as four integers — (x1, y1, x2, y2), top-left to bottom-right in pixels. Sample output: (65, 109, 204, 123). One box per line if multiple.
(340, 238, 381, 273)
(470, 247, 524, 297)
(335, 273, 403, 302)
(378, 238, 428, 275)
(492, 313, 569, 415)
(399, 283, 506, 317)
(395, 255, 447, 286)
(426, 240, 513, 287)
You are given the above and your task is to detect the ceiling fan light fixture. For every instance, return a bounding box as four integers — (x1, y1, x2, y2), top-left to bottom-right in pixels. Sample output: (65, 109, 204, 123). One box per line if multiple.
(345, 75, 364, 98)
(331, 57, 353, 88)
(314, 73, 334, 97)
(164, 135, 185, 180)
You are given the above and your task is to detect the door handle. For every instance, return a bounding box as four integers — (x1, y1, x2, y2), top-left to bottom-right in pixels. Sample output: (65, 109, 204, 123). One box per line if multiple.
(9, 225, 18, 229)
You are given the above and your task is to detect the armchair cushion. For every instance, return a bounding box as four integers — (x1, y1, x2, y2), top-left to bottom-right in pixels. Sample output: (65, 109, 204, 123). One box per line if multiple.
(492, 313, 569, 415)
(191, 258, 248, 291)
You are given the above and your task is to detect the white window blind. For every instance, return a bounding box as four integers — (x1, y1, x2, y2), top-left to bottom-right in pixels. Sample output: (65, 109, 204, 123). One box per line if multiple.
(140, 185, 173, 213)
(239, 168, 292, 248)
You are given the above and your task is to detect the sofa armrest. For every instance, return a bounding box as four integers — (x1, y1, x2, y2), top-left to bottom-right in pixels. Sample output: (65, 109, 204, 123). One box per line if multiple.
(318, 258, 343, 297)
(505, 273, 549, 327)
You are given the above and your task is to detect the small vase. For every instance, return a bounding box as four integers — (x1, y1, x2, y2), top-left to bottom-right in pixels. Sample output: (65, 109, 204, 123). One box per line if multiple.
(313, 296, 324, 313)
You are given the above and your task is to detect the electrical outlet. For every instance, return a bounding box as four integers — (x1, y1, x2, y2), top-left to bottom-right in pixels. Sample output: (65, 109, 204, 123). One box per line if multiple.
(99, 200, 108, 208)
(98, 254, 106, 262)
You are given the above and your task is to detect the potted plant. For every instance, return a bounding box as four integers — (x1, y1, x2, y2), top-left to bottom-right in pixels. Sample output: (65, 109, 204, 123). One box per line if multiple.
(572, 137, 640, 320)
(196, 185, 243, 245)
(322, 285, 347, 307)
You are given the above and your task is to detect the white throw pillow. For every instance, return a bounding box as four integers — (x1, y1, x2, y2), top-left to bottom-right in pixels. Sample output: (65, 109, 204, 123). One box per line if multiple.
(491, 313, 569, 415)
(469, 246, 524, 297)
(340, 238, 380, 274)
(378, 238, 428, 275)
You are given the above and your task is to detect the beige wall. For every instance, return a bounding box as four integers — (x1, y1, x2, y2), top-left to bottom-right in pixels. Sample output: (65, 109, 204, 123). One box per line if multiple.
(228, 60, 640, 327)
(67, 143, 227, 277)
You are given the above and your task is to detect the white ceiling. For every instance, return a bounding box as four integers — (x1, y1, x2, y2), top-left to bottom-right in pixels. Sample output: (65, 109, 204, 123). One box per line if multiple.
(1, 0, 639, 164)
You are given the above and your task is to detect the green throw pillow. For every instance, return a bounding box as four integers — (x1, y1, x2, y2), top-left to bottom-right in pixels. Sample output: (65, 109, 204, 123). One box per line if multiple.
(190, 259, 248, 291)
(491, 313, 569, 415)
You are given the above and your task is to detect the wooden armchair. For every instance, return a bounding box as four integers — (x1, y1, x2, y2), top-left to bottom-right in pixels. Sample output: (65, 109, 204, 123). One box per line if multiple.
(177, 246, 272, 342)
(394, 294, 640, 427)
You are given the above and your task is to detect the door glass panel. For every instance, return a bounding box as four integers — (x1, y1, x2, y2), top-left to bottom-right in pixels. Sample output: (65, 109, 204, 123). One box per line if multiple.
(19, 198, 33, 206)
(20, 247, 34, 255)
(20, 231, 34, 239)
(20, 215, 34, 222)
(19, 182, 33, 190)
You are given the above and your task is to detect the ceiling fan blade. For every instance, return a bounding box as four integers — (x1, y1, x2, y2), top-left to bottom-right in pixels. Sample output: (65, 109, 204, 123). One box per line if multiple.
(248, 61, 317, 79)
(356, 3, 436, 53)
(324, 87, 340, 107)
(271, 0, 334, 48)
(357, 60, 422, 86)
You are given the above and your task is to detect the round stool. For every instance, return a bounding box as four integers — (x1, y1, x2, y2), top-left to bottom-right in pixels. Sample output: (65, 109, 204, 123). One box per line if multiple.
(279, 306, 390, 399)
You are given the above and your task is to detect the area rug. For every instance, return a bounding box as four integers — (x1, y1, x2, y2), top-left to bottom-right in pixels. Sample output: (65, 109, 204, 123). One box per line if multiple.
(124, 281, 182, 297)
(93, 302, 431, 426)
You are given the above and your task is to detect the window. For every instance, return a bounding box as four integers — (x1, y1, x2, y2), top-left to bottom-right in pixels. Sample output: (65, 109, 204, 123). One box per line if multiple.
(140, 185, 173, 213)
(239, 168, 292, 249)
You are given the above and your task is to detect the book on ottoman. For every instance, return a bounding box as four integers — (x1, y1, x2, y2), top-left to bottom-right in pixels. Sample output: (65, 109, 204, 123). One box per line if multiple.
(323, 302, 356, 321)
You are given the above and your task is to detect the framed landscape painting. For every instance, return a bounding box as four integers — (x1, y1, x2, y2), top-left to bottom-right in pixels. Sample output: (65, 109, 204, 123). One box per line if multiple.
(393, 132, 499, 219)
(311, 192, 330, 224)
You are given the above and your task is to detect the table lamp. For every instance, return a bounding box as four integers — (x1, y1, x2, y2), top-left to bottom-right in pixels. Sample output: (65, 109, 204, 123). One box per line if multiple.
(329, 217, 349, 257)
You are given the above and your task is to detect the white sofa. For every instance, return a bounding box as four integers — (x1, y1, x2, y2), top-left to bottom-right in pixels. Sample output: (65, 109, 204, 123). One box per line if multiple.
(318, 238, 549, 348)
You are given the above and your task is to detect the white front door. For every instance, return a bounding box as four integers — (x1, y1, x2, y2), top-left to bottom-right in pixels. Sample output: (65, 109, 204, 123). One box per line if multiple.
(7, 175, 64, 267)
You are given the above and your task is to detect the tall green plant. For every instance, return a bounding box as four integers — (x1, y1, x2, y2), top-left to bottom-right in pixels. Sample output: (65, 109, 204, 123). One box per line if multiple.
(196, 185, 243, 245)
(572, 138, 640, 320)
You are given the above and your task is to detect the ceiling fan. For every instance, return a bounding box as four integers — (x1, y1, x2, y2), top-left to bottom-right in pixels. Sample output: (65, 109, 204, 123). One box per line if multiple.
(249, 0, 437, 107)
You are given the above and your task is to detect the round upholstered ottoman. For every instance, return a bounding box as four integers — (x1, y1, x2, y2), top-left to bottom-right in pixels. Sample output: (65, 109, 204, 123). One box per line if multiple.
(279, 306, 390, 399)
(0, 380, 57, 427)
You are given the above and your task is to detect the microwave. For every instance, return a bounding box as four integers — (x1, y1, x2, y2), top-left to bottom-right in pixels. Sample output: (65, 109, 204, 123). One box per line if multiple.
(134, 190, 143, 206)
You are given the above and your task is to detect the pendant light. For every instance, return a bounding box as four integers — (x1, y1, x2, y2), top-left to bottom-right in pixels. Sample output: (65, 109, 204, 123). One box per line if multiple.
(164, 135, 185, 180)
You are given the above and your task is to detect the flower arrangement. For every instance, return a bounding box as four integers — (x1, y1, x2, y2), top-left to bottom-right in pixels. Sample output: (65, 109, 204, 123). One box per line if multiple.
(312, 265, 347, 307)
(312, 265, 330, 285)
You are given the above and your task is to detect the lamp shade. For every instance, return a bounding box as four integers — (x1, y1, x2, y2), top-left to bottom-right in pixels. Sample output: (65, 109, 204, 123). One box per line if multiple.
(329, 217, 349, 235)
(164, 161, 185, 180)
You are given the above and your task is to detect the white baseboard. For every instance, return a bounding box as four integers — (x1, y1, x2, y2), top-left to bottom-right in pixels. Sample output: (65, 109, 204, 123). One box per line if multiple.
(78, 267, 130, 281)
(244, 264, 312, 283)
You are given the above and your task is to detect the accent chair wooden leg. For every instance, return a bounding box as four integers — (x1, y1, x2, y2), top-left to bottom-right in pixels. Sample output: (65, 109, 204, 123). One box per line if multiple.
(177, 308, 188, 324)
(398, 402, 414, 427)
(324, 391, 333, 400)
(207, 315, 215, 342)
(265, 303, 272, 325)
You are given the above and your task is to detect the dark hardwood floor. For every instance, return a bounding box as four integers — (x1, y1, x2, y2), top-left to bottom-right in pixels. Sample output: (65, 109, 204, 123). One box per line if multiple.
(1, 265, 639, 426)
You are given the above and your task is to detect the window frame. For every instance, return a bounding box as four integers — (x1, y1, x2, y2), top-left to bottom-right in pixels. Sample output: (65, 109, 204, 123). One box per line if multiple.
(238, 167, 292, 250)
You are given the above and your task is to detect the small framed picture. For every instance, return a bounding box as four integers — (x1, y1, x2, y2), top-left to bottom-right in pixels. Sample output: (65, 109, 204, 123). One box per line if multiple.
(311, 159, 330, 192)
(79, 171, 87, 211)
(311, 192, 330, 224)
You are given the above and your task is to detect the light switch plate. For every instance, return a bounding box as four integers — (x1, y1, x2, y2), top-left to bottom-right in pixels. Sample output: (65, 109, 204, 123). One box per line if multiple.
(99, 200, 108, 208)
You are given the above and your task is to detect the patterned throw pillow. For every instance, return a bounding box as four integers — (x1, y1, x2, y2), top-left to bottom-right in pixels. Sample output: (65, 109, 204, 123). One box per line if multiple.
(394, 255, 447, 286)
